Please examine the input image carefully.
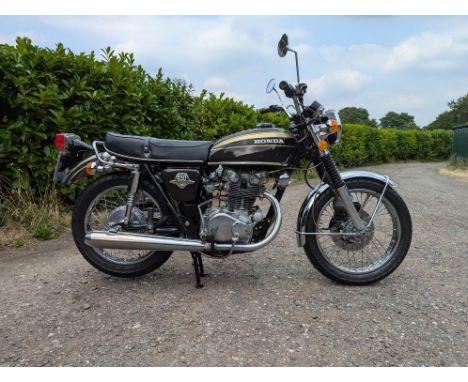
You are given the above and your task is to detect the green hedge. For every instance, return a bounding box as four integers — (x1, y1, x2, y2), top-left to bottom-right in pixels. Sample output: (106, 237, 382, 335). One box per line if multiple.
(0, 38, 289, 194)
(0, 38, 453, 198)
(331, 124, 453, 168)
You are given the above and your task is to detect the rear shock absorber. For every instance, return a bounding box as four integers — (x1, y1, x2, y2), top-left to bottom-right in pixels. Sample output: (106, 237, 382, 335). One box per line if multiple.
(124, 168, 140, 226)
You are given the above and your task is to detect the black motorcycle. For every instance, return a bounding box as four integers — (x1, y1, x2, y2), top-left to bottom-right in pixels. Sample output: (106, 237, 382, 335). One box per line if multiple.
(53, 34, 412, 288)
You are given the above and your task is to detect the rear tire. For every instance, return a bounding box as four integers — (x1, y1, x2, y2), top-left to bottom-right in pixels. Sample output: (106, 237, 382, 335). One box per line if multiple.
(72, 173, 173, 278)
(304, 178, 412, 284)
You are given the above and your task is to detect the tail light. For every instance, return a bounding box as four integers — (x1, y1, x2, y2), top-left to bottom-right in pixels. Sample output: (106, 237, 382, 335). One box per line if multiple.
(54, 133, 80, 152)
(55, 133, 65, 151)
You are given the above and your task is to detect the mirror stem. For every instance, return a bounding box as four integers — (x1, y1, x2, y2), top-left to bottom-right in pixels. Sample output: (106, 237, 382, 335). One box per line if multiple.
(272, 89, 292, 118)
(288, 48, 300, 84)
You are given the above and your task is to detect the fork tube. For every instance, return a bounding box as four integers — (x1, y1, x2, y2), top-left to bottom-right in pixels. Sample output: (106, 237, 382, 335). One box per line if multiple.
(321, 152, 366, 231)
(335, 186, 366, 230)
(124, 168, 140, 226)
(321, 152, 344, 188)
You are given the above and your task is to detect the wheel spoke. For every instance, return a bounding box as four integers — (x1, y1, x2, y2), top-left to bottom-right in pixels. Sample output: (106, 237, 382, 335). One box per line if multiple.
(314, 186, 401, 274)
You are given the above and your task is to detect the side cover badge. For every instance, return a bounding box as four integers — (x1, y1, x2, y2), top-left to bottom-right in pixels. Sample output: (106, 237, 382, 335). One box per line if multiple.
(169, 172, 196, 189)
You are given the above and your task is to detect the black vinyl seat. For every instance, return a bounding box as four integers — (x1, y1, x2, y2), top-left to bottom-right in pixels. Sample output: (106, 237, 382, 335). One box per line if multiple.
(104, 133, 213, 163)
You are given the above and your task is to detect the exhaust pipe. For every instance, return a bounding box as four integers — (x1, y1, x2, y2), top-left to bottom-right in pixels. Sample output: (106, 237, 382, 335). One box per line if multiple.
(84, 192, 282, 254)
(85, 231, 209, 252)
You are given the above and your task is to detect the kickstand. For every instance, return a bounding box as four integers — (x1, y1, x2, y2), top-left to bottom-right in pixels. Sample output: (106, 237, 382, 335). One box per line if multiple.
(191, 252, 206, 288)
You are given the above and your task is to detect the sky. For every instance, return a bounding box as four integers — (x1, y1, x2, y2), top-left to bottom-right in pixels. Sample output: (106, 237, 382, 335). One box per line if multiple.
(1, 15, 468, 126)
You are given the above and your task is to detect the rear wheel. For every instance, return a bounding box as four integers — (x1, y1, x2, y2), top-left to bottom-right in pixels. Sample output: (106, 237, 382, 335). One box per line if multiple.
(72, 173, 173, 277)
(304, 178, 412, 284)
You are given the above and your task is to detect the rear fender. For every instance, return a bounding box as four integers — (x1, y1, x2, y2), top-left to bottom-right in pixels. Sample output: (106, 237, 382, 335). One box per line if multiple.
(61, 155, 97, 185)
(295, 171, 397, 247)
(53, 135, 95, 184)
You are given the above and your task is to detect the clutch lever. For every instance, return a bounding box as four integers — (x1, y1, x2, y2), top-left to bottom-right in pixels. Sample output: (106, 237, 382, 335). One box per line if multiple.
(259, 104, 292, 118)
(259, 105, 284, 114)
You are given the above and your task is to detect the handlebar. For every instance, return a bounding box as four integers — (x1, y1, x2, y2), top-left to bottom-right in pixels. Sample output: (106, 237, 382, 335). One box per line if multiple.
(279, 81, 308, 97)
(263, 80, 315, 120)
(259, 105, 285, 114)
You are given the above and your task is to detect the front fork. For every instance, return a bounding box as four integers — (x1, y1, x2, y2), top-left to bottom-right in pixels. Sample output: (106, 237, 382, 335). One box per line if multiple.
(319, 152, 366, 231)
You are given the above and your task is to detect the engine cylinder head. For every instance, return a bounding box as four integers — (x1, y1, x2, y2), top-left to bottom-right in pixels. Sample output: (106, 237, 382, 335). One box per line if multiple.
(228, 181, 262, 211)
(223, 169, 266, 212)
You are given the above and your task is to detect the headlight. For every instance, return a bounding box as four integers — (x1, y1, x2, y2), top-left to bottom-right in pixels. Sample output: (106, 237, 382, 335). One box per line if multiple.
(323, 109, 342, 146)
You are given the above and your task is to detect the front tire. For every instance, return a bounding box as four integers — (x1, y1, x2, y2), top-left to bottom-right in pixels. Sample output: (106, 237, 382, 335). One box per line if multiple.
(304, 178, 412, 284)
(72, 173, 173, 278)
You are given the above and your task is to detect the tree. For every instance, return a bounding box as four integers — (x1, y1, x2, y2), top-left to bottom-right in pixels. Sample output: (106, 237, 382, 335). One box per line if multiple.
(380, 112, 418, 129)
(426, 94, 468, 130)
(338, 107, 377, 127)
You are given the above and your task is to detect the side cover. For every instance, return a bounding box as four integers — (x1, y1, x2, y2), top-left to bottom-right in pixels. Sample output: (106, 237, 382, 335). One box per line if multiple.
(161, 168, 202, 202)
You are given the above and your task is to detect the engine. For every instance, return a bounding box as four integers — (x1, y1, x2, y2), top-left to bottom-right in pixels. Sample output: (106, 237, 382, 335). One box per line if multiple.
(200, 167, 267, 244)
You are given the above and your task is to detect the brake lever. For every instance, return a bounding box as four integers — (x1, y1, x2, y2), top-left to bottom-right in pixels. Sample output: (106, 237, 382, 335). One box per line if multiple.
(259, 105, 279, 114)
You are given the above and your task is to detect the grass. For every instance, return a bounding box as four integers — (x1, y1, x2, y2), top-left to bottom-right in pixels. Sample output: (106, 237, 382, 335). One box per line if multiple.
(12, 239, 26, 248)
(31, 224, 56, 240)
(447, 154, 468, 169)
(438, 155, 468, 182)
(0, 182, 69, 249)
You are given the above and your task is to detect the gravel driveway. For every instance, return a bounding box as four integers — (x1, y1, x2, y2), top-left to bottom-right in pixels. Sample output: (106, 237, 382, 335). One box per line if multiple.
(0, 162, 466, 366)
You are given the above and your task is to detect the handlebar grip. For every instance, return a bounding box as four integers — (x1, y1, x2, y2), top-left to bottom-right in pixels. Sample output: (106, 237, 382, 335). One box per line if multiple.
(279, 81, 295, 98)
(279, 81, 289, 90)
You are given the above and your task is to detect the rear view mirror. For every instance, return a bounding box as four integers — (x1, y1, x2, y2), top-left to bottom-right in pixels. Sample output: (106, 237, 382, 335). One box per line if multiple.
(278, 34, 289, 57)
(266, 78, 276, 94)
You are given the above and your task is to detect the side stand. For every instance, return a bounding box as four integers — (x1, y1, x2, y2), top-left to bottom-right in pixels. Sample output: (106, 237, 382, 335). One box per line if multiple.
(191, 252, 207, 288)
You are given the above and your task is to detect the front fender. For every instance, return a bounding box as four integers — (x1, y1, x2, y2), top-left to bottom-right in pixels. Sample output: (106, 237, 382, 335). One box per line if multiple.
(295, 171, 397, 247)
(61, 155, 97, 185)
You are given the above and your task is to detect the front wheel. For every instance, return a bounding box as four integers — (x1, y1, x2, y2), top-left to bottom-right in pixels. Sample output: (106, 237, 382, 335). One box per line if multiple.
(304, 178, 412, 284)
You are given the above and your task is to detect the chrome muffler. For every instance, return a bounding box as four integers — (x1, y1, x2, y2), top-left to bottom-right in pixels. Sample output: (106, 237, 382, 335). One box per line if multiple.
(84, 192, 282, 253)
(85, 231, 209, 252)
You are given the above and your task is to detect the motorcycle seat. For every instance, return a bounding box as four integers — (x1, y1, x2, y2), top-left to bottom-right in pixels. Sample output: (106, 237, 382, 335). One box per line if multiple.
(104, 132, 213, 163)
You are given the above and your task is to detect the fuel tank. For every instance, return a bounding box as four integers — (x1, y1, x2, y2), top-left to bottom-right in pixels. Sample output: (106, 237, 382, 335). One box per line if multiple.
(208, 127, 295, 167)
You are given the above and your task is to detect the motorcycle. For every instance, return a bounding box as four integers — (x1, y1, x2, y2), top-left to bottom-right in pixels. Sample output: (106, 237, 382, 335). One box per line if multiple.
(53, 34, 412, 288)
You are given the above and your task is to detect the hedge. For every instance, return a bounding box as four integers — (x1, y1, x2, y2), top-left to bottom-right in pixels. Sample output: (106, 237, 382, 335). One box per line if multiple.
(331, 124, 453, 168)
(0, 38, 453, 199)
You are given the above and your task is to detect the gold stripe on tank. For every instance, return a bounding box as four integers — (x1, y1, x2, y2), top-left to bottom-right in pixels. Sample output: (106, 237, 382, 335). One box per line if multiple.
(210, 144, 295, 151)
(213, 131, 294, 148)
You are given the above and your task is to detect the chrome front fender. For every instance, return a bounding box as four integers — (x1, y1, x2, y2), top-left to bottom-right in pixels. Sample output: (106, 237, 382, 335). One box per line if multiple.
(295, 171, 397, 247)
(61, 155, 97, 185)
